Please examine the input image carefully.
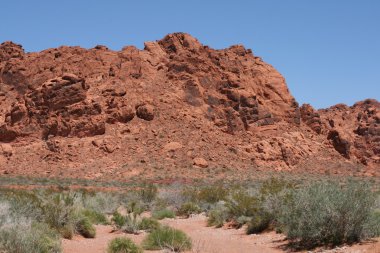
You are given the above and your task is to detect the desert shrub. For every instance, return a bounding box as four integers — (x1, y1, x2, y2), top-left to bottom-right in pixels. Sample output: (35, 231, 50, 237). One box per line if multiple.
(280, 180, 378, 248)
(177, 202, 201, 218)
(39, 192, 79, 239)
(2, 190, 43, 221)
(255, 177, 295, 232)
(126, 201, 144, 215)
(138, 184, 158, 204)
(207, 202, 229, 228)
(196, 184, 228, 204)
(122, 213, 141, 234)
(142, 226, 192, 252)
(107, 237, 142, 253)
(259, 177, 294, 197)
(179, 183, 229, 207)
(226, 189, 261, 218)
(76, 216, 96, 238)
(139, 217, 160, 231)
(80, 191, 124, 214)
(246, 212, 272, 234)
(152, 209, 175, 220)
(112, 211, 126, 229)
(236, 216, 252, 227)
(0, 221, 62, 253)
(158, 182, 187, 209)
(364, 210, 380, 238)
(81, 208, 108, 225)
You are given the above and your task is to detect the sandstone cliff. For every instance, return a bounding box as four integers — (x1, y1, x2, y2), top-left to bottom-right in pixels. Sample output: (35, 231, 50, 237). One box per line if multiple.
(0, 33, 378, 179)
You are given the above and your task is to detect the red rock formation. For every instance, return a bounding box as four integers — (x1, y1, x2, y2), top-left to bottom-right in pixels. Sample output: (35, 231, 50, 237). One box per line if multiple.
(0, 33, 378, 178)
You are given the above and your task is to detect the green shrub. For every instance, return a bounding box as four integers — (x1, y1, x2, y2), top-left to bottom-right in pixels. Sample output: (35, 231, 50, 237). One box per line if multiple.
(39, 192, 79, 238)
(139, 184, 158, 204)
(81, 191, 124, 214)
(142, 226, 192, 252)
(81, 209, 108, 225)
(207, 202, 229, 228)
(0, 221, 62, 253)
(180, 184, 228, 207)
(58, 223, 75, 239)
(139, 217, 160, 231)
(152, 209, 175, 220)
(226, 189, 260, 218)
(246, 212, 271, 234)
(236, 216, 252, 227)
(122, 213, 141, 234)
(126, 201, 144, 215)
(197, 184, 228, 204)
(177, 202, 201, 218)
(107, 237, 142, 253)
(76, 217, 96, 238)
(364, 210, 380, 238)
(280, 180, 378, 249)
(112, 211, 126, 229)
(259, 177, 294, 197)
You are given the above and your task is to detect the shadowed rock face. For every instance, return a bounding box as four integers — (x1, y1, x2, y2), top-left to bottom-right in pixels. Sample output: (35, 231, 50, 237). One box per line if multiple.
(0, 33, 378, 178)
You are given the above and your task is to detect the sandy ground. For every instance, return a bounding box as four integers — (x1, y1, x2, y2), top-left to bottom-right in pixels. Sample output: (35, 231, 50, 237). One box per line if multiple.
(62, 226, 148, 253)
(63, 215, 380, 253)
(161, 215, 285, 253)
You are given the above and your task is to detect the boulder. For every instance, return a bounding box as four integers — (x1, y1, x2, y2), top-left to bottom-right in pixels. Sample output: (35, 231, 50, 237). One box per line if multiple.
(136, 104, 154, 121)
(163, 142, 183, 152)
(193, 157, 208, 168)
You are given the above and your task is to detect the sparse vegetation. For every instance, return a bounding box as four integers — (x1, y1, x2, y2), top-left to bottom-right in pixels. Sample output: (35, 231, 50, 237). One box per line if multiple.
(0, 221, 62, 253)
(80, 208, 108, 225)
(107, 237, 142, 253)
(142, 226, 192, 252)
(112, 211, 126, 229)
(177, 202, 201, 218)
(279, 180, 379, 249)
(152, 209, 176, 220)
(139, 217, 160, 231)
(76, 216, 96, 238)
(207, 202, 229, 228)
(0, 176, 379, 252)
(138, 184, 158, 204)
(121, 213, 141, 234)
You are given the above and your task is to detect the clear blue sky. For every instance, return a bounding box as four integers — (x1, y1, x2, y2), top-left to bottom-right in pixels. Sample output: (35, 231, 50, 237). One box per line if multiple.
(1, 1, 379, 108)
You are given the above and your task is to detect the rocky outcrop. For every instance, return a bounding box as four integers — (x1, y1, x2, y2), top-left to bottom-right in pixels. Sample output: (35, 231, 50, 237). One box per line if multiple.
(300, 104, 322, 133)
(0, 41, 24, 61)
(319, 99, 380, 167)
(0, 33, 378, 178)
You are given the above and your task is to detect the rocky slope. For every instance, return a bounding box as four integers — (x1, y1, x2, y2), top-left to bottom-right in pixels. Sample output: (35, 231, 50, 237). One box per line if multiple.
(0, 33, 378, 179)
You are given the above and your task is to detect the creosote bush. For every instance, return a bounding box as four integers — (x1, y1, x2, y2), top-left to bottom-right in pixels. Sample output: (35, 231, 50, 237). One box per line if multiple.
(207, 202, 229, 228)
(280, 180, 379, 249)
(138, 184, 158, 204)
(0, 221, 62, 253)
(177, 202, 201, 218)
(76, 216, 96, 238)
(152, 209, 175, 220)
(139, 217, 160, 232)
(107, 237, 142, 253)
(142, 226, 192, 252)
(81, 208, 108, 225)
(112, 211, 126, 229)
(122, 213, 141, 234)
(182, 184, 228, 205)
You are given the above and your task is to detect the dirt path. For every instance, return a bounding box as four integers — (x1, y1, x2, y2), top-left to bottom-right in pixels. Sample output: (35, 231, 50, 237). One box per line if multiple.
(162, 215, 286, 253)
(62, 225, 148, 253)
(63, 216, 380, 253)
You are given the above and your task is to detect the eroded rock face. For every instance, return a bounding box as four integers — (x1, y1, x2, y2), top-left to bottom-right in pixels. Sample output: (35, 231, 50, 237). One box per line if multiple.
(319, 99, 380, 167)
(0, 41, 24, 61)
(0, 33, 378, 178)
(300, 104, 322, 133)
